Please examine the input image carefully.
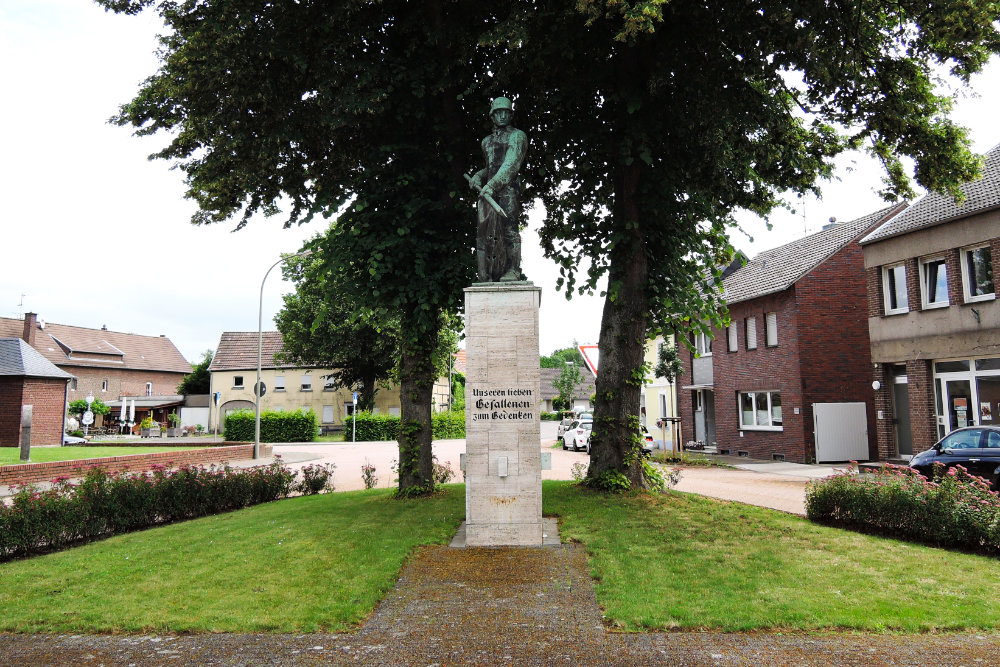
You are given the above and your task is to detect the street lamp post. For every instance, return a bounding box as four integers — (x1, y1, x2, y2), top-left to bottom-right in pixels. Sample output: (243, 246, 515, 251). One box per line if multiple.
(255, 249, 313, 459)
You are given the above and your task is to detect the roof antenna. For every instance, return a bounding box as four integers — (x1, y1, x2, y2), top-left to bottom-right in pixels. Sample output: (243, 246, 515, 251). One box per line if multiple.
(17, 294, 26, 319)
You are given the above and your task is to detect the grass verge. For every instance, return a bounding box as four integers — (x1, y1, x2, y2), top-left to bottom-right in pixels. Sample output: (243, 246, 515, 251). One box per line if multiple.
(543, 480, 1000, 632)
(0, 446, 212, 465)
(0, 486, 464, 633)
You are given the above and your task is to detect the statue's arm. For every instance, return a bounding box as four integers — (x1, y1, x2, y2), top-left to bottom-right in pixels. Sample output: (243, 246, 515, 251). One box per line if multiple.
(484, 130, 527, 194)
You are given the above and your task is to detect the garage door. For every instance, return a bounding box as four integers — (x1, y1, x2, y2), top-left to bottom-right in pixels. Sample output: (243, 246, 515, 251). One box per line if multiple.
(813, 402, 869, 463)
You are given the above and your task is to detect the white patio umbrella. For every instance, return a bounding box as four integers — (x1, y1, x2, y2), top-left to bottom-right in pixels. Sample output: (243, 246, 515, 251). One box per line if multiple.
(129, 399, 135, 424)
(119, 399, 127, 433)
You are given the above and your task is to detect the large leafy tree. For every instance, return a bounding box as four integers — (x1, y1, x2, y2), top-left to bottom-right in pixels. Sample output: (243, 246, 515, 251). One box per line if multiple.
(493, 1, 999, 489)
(98, 0, 488, 495)
(177, 350, 212, 395)
(274, 249, 398, 413)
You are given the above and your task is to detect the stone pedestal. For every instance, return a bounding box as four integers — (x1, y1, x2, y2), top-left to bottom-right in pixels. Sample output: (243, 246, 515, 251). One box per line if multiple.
(464, 283, 542, 546)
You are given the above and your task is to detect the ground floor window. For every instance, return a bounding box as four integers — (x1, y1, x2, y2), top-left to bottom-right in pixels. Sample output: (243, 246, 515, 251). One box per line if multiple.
(738, 390, 782, 430)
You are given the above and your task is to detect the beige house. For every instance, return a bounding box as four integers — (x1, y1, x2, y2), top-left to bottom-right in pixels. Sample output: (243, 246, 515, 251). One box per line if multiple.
(641, 335, 680, 449)
(208, 331, 450, 433)
(208, 331, 404, 433)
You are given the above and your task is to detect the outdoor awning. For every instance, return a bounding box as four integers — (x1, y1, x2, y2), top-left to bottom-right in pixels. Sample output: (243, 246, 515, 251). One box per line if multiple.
(681, 384, 714, 390)
(105, 395, 184, 410)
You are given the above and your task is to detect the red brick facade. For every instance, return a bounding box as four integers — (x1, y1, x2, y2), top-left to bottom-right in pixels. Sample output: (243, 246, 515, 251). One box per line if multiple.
(679, 241, 877, 463)
(0, 443, 271, 486)
(0, 377, 68, 447)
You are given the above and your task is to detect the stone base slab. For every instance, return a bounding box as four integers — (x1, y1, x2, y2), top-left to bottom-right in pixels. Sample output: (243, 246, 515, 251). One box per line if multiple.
(449, 518, 561, 548)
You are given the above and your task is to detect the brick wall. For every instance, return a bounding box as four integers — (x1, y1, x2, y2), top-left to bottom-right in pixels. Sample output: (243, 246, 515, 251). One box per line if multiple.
(675, 334, 696, 447)
(0, 443, 272, 486)
(796, 240, 878, 461)
(0, 377, 66, 447)
(872, 363, 896, 460)
(866, 266, 882, 318)
(66, 368, 187, 402)
(906, 359, 937, 453)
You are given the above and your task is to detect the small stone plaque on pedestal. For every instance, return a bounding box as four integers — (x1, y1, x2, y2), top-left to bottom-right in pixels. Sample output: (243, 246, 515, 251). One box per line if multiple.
(464, 282, 543, 546)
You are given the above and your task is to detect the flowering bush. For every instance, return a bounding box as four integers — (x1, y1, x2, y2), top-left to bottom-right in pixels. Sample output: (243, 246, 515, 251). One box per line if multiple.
(295, 463, 336, 495)
(432, 457, 454, 484)
(806, 462, 1000, 553)
(361, 461, 378, 489)
(0, 462, 294, 562)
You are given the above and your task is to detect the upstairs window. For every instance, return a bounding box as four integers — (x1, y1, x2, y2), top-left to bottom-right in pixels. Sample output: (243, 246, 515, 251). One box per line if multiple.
(883, 263, 909, 315)
(145, 382, 153, 397)
(274, 375, 286, 392)
(233, 375, 244, 389)
(694, 332, 712, 357)
(919, 256, 949, 308)
(765, 312, 778, 347)
(961, 245, 995, 302)
(101, 380, 108, 392)
(745, 316, 757, 350)
(727, 322, 738, 352)
(301, 373, 312, 391)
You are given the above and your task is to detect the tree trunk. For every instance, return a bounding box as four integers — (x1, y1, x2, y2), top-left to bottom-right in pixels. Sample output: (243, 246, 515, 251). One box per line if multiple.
(396, 311, 436, 495)
(359, 374, 378, 413)
(588, 163, 650, 490)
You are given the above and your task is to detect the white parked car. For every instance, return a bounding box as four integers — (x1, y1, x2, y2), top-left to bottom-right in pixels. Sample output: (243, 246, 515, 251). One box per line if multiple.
(562, 419, 593, 452)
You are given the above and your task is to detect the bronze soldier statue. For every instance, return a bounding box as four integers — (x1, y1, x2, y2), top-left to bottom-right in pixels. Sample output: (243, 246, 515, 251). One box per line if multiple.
(467, 97, 528, 282)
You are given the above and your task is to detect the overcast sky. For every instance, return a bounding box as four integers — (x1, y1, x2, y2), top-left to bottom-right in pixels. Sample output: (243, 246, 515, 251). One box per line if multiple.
(4, 1, 1000, 364)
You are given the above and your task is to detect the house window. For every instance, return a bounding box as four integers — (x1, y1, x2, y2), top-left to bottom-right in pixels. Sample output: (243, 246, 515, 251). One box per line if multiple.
(345, 402, 356, 418)
(323, 376, 336, 391)
(233, 375, 244, 389)
(738, 390, 782, 430)
(765, 312, 778, 347)
(301, 374, 312, 391)
(101, 380, 108, 392)
(322, 405, 335, 423)
(883, 263, 909, 314)
(961, 245, 995, 302)
(70, 378, 77, 390)
(727, 323, 738, 352)
(694, 332, 712, 357)
(694, 390, 704, 412)
(274, 375, 286, 392)
(920, 256, 949, 308)
(745, 316, 757, 350)
(389, 406, 401, 416)
(145, 382, 153, 397)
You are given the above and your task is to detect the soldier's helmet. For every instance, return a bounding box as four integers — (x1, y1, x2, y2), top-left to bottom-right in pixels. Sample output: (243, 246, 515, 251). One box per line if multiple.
(490, 97, 513, 115)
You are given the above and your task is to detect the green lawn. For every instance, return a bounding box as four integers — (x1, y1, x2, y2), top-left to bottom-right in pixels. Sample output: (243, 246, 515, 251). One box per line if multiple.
(1, 446, 212, 465)
(3, 481, 1000, 633)
(0, 487, 465, 632)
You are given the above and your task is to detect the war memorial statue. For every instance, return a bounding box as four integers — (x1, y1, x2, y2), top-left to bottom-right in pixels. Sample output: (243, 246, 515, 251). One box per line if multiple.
(466, 97, 528, 283)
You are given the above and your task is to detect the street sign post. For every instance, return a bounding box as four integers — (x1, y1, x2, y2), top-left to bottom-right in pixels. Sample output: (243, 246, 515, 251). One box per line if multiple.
(352, 392, 358, 442)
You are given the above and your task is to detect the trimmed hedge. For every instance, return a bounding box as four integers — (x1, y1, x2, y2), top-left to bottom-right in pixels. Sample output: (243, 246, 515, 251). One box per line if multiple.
(806, 462, 1000, 554)
(344, 411, 466, 442)
(224, 409, 318, 443)
(0, 463, 294, 562)
(541, 412, 560, 421)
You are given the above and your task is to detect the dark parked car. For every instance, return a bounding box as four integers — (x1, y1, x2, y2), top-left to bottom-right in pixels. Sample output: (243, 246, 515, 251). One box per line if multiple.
(909, 426, 1000, 488)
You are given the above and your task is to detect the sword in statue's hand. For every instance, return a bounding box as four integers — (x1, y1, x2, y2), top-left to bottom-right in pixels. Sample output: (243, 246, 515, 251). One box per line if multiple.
(465, 174, 508, 218)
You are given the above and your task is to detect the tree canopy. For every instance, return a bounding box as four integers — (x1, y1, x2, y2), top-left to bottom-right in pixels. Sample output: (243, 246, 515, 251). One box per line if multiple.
(540, 345, 585, 369)
(177, 350, 213, 396)
(488, 0, 999, 490)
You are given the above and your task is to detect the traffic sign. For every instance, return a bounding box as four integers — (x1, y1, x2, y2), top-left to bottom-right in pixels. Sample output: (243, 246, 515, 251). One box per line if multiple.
(254, 382, 267, 397)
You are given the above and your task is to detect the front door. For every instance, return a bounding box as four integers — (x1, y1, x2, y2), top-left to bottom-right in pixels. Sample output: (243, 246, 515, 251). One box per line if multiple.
(893, 380, 913, 456)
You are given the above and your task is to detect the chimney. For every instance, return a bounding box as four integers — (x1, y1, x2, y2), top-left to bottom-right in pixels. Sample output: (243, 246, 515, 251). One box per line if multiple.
(22, 312, 37, 347)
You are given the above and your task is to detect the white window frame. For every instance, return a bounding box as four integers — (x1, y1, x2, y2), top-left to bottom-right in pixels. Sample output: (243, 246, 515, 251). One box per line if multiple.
(694, 390, 704, 412)
(960, 244, 995, 303)
(727, 322, 738, 352)
(883, 262, 909, 315)
(301, 373, 312, 391)
(145, 382, 153, 397)
(738, 390, 783, 431)
(101, 380, 108, 392)
(765, 312, 778, 347)
(274, 375, 286, 392)
(233, 375, 244, 389)
(919, 256, 950, 309)
(694, 331, 712, 357)
(745, 316, 757, 350)
(323, 376, 337, 391)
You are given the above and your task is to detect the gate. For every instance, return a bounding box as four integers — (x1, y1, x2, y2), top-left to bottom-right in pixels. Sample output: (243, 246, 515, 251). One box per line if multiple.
(813, 402, 869, 463)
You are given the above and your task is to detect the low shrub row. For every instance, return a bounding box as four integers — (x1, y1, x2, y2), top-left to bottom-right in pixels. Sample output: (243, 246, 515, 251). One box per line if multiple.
(343, 411, 466, 441)
(0, 462, 299, 562)
(541, 412, 560, 421)
(224, 409, 318, 443)
(806, 462, 1000, 553)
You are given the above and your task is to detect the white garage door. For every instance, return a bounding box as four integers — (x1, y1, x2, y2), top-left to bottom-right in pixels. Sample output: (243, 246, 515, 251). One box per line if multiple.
(813, 402, 870, 463)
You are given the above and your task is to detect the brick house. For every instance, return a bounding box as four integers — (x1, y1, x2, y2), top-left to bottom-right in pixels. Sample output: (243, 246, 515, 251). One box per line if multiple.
(675, 203, 906, 463)
(0, 338, 75, 447)
(861, 143, 1000, 460)
(208, 331, 416, 433)
(0, 313, 192, 430)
